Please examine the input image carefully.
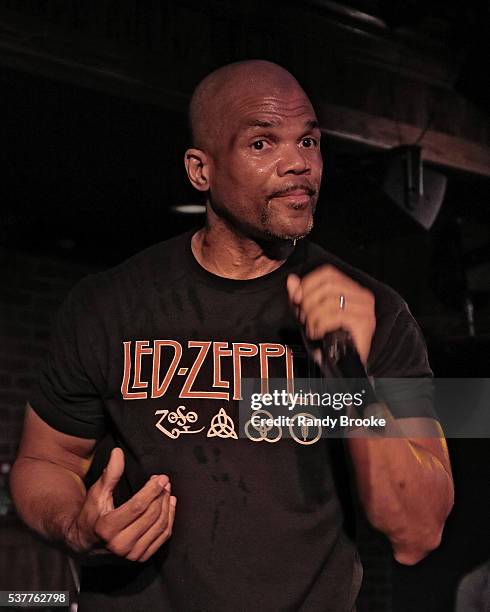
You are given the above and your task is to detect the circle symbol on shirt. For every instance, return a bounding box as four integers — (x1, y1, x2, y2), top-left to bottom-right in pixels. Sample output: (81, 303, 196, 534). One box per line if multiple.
(207, 407, 238, 439)
(289, 413, 322, 445)
(244, 410, 282, 443)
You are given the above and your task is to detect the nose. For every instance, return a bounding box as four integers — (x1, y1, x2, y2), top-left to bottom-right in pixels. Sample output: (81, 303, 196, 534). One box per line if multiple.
(277, 144, 310, 176)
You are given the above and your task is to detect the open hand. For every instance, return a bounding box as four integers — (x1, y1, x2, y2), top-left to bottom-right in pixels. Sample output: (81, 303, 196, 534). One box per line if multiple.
(66, 448, 176, 562)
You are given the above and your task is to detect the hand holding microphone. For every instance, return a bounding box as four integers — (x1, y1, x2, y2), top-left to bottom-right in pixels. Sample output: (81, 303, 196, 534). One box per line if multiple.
(287, 266, 381, 418)
(286, 265, 376, 368)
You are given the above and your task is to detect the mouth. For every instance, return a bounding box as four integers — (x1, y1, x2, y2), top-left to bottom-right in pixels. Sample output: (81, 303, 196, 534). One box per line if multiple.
(273, 194, 311, 207)
(268, 185, 316, 208)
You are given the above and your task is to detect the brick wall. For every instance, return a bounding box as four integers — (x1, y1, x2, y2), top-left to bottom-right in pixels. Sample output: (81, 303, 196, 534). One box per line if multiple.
(0, 247, 100, 463)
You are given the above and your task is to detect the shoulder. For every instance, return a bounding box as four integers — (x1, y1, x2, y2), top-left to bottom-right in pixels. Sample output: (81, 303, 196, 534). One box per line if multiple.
(69, 230, 193, 305)
(94, 230, 192, 287)
(299, 241, 431, 377)
(300, 240, 407, 320)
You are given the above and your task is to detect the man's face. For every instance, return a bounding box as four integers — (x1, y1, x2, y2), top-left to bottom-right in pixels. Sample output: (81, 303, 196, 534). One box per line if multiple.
(206, 85, 323, 241)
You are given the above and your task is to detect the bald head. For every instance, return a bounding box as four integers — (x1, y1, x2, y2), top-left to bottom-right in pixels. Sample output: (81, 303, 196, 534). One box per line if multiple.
(184, 60, 323, 243)
(189, 60, 310, 152)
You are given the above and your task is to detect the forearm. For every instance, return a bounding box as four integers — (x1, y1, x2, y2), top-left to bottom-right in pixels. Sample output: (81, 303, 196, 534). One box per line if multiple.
(347, 411, 454, 565)
(10, 456, 86, 546)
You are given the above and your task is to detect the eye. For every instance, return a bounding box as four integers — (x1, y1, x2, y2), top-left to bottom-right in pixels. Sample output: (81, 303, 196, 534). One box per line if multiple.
(251, 140, 268, 151)
(302, 137, 318, 148)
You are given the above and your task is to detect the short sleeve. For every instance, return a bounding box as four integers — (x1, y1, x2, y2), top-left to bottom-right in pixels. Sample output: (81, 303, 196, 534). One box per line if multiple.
(29, 277, 108, 439)
(368, 306, 437, 420)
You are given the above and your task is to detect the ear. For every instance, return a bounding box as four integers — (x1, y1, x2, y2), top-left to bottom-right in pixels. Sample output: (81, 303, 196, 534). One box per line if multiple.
(184, 148, 210, 192)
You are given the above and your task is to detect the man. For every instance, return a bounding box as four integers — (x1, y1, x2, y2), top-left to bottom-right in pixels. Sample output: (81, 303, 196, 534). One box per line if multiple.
(11, 60, 454, 611)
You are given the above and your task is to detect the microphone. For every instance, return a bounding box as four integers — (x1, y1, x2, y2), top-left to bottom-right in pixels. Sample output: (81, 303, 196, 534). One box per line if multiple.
(318, 330, 385, 422)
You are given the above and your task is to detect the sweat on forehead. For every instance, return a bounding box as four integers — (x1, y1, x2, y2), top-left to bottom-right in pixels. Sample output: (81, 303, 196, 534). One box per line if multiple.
(189, 60, 308, 150)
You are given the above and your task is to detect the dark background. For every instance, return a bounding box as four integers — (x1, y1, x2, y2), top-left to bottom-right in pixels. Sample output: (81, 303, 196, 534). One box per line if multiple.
(1, 1, 489, 610)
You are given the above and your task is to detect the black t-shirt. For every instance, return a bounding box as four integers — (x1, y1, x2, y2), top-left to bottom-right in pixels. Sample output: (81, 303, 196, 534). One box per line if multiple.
(31, 231, 434, 612)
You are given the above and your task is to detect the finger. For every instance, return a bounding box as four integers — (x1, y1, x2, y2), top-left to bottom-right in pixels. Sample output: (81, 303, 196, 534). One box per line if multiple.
(304, 305, 343, 339)
(169, 495, 177, 528)
(97, 475, 169, 537)
(300, 265, 361, 296)
(306, 306, 375, 364)
(131, 493, 172, 560)
(297, 292, 344, 329)
(305, 299, 372, 338)
(106, 492, 169, 558)
(299, 284, 366, 320)
(99, 448, 125, 494)
(126, 493, 176, 562)
(286, 274, 302, 304)
(139, 497, 177, 562)
(311, 348, 323, 367)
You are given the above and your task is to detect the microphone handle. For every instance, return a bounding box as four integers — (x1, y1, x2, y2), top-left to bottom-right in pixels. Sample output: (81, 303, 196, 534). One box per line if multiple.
(320, 330, 379, 417)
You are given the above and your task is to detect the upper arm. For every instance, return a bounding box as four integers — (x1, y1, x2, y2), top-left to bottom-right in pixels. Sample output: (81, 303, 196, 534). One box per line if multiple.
(15, 403, 97, 480)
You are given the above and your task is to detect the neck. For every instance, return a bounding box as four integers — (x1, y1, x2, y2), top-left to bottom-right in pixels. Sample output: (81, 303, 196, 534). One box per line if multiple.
(191, 212, 295, 280)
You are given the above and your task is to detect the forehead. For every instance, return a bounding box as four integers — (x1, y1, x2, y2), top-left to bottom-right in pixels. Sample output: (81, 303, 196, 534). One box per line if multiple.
(221, 88, 317, 134)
